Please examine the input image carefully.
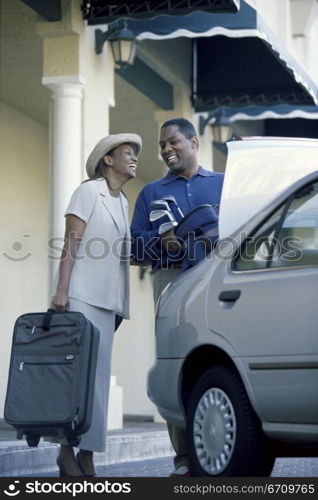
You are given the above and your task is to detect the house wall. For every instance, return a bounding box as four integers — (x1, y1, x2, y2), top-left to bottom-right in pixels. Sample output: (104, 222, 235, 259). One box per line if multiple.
(289, 1, 318, 82)
(249, 0, 291, 44)
(0, 102, 49, 414)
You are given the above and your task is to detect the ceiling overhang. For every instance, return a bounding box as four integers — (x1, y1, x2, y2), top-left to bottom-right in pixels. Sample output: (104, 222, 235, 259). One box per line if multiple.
(20, 0, 61, 22)
(110, 1, 317, 110)
(116, 57, 173, 110)
(82, 0, 240, 24)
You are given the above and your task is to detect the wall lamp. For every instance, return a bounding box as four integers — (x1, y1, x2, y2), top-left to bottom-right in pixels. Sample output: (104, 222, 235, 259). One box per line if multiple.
(95, 22, 137, 68)
(199, 109, 233, 143)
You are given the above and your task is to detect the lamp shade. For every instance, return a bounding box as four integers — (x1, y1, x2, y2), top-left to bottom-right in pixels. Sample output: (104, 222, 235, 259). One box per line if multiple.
(109, 25, 137, 68)
(111, 38, 136, 67)
(211, 114, 233, 143)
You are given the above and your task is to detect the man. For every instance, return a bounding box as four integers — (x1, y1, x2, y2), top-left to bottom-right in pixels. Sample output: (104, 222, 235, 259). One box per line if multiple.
(131, 118, 224, 476)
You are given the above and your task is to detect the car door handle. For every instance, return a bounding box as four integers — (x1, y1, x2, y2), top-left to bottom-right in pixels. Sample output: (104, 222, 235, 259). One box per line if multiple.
(218, 290, 241, 302)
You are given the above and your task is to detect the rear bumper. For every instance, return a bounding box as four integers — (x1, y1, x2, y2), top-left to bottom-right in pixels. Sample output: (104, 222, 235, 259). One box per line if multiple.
(147, 358, 186, 429)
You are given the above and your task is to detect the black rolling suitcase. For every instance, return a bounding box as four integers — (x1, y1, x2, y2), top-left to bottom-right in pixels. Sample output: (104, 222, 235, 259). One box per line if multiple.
(4, 309, 100, 447)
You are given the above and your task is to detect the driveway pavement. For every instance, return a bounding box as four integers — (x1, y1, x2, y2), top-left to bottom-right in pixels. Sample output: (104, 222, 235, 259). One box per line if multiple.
(23, 456, 318, 478)
(1, 419, 317, 478)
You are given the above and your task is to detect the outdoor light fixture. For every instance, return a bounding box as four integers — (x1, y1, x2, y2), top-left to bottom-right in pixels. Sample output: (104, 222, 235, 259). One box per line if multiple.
(199, 109, 233, 143)
(211, 111, 233, 143)
(95, 22, 137, 68)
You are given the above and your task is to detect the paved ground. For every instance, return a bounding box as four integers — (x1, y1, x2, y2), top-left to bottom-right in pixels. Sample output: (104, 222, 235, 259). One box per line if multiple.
(26, 456, 318, 478)
(1, 420, 317, 478)
(25, 456, 174, 478)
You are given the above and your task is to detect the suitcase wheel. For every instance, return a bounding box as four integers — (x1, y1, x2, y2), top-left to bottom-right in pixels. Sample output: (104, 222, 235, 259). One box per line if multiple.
(26, 433, 40, 447)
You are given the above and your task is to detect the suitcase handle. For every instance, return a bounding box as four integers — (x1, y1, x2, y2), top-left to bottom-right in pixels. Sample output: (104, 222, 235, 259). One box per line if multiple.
(42, 308, 56, 330)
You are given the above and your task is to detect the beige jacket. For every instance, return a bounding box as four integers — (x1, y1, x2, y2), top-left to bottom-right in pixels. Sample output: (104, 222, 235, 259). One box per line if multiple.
(66, 178, 130, 318)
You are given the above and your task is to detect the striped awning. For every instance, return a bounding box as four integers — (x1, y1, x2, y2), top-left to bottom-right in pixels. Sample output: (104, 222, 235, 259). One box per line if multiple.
(105, 1, 318, 110)
(201, 104, 318, 127)
(83, 0, 240, 24)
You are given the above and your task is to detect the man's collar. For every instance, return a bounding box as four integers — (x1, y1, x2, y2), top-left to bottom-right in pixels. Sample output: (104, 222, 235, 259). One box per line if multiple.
(161, 166, 216, 184)
(197, 166, 216, 177)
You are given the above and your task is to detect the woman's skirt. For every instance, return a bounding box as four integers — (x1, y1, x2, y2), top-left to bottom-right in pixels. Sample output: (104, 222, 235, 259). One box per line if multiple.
(69, 297, 115, 452)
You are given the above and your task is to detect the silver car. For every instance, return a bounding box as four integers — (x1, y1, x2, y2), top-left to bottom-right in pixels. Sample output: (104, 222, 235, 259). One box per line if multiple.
(147, 138, 318, 477)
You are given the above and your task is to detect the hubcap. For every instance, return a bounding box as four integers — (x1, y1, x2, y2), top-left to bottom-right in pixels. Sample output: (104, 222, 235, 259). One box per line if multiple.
(192, 387, 236, 475)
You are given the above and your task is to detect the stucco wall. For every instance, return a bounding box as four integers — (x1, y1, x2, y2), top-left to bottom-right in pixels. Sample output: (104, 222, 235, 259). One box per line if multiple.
(290, 4, 318, 82)
(0, 102, 49, 415)
(246, 0, 291, 43)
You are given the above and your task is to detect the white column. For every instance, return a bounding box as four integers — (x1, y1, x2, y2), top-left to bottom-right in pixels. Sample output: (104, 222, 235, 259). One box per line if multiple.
(42, 75, 85, 292)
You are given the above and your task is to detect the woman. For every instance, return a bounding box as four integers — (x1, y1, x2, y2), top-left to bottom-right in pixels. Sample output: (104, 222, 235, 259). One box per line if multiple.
(51, 133, 142, 477)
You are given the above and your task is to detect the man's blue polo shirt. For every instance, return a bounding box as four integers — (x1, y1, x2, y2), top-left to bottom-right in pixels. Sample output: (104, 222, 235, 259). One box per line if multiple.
(130, 166, 224, 270)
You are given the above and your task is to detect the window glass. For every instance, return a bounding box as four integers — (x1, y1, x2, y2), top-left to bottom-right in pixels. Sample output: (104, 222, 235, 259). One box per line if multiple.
(271, 182, 318, 268)
(233, 181, 318, 271)
(232, 203, 286, 271)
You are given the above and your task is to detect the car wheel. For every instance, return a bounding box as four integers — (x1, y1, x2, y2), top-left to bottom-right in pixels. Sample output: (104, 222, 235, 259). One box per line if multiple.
(186, 365, 274, 477)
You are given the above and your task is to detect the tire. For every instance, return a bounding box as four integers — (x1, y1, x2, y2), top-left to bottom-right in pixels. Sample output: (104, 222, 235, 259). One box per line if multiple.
(186, 365, 275, 477)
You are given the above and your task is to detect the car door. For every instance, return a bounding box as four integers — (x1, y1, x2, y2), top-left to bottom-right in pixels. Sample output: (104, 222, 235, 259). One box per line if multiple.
(207, 180, 318, 425)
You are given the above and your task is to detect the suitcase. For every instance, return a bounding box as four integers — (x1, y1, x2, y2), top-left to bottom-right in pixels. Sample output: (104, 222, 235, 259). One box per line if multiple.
(4, 309, 100, 448)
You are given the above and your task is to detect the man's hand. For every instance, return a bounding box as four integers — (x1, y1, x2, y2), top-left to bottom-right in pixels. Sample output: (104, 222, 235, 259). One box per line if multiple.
(160, 228, 183, 252)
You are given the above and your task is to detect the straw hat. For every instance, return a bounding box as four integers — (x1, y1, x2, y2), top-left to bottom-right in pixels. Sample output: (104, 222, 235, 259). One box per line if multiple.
(86, 133, 142, 178)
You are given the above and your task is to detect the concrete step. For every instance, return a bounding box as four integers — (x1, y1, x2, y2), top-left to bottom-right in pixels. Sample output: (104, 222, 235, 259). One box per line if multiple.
(0, 421, 173, 477)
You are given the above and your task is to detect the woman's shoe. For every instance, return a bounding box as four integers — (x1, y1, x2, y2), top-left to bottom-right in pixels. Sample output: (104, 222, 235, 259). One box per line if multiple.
(56, 456, 84, 478)
(76, 452, 96, 477)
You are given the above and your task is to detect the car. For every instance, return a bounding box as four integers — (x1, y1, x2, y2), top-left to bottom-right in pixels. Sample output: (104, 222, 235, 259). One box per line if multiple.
(147, 137, 318, 477)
